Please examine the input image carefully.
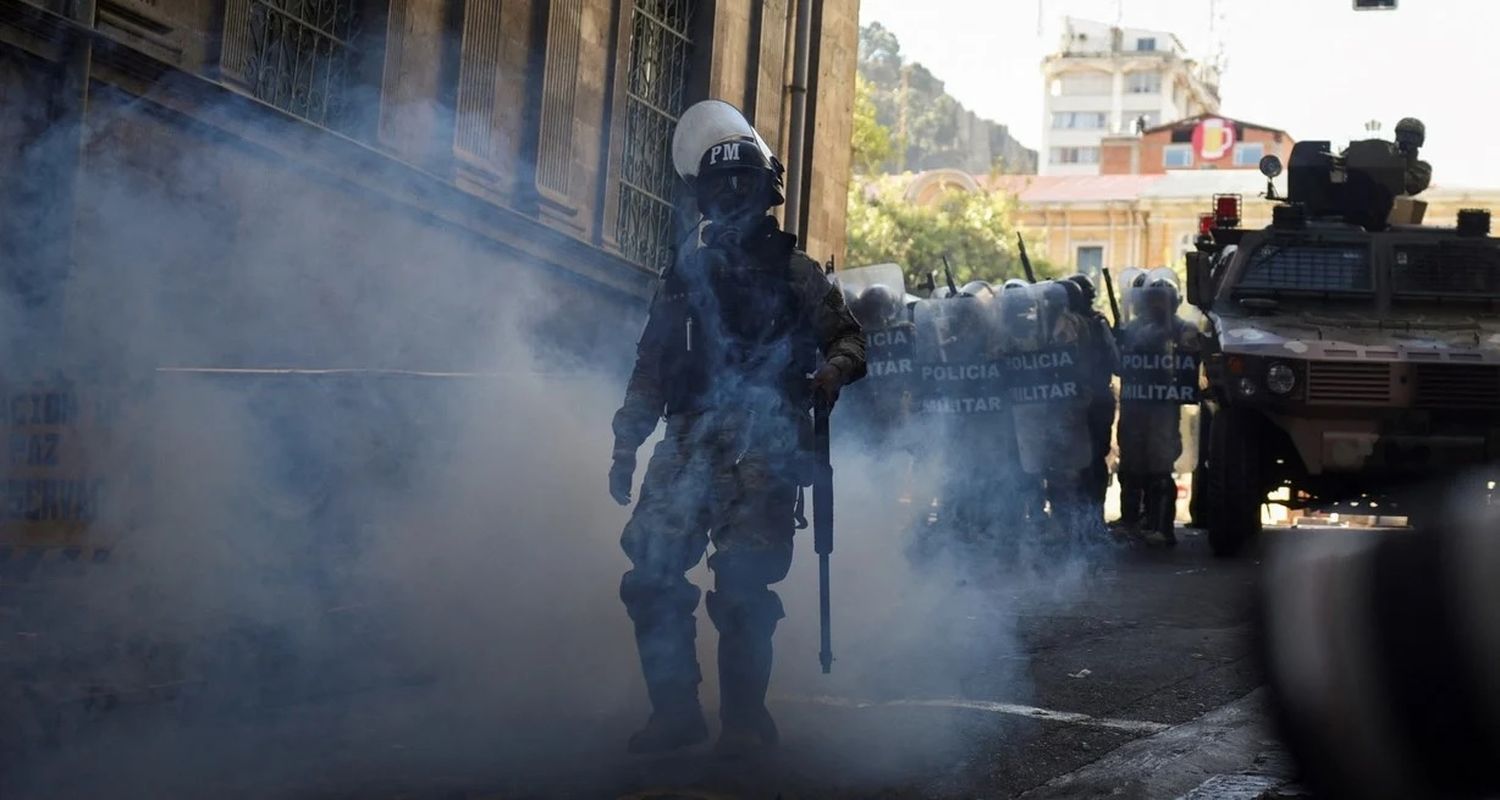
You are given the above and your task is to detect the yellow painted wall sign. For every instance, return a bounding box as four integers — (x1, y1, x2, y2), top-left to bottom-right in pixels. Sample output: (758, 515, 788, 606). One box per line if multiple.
(0, 379, 104, 548)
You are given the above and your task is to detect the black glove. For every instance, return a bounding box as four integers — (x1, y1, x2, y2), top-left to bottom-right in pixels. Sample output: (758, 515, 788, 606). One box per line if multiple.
(609, 450, 636, 506)
(812, 362, 845, 405)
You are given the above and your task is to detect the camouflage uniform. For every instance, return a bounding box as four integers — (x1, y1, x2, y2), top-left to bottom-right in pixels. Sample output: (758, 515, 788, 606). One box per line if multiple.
(612, 218, 865, 744)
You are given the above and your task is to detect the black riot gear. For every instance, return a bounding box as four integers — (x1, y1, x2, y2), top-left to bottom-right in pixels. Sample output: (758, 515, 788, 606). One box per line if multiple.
(1060, 278, 1087, 315)
(854, 284, 905, 329)
(654, 221, 812, 417)
(615, 111, 868, 756)
(1067, 273, 1097, 307)
(698, 167, 776, 222)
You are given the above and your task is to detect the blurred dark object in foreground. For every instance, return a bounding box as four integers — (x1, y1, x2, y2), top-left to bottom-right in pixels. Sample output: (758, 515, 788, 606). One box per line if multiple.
(1262, 493, 1500, 799)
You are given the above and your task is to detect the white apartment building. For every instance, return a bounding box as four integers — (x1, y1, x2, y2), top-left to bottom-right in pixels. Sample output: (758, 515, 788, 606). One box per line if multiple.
(1040, 17, 1221, 175)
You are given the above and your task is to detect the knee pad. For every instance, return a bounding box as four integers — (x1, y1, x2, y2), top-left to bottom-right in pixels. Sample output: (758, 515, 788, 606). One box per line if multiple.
(705, 586, 784, 638)
(619, 569, 701, 625)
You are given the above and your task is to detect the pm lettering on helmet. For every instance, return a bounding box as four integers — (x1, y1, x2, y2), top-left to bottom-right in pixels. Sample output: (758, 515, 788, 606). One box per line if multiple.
(709, 142, 742, 165)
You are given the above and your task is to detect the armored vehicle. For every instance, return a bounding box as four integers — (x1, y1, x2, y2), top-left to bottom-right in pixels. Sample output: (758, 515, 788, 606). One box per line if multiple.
(1187, 127, 1500, 556)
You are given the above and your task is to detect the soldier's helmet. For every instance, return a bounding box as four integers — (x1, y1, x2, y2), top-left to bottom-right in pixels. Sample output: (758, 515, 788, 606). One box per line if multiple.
(1066, 273, 1098, 307)
(672, 100, 786, 220)
(853, 284, 904, 329)
(960, 280, 995, 298)
(1059, 278, 1088, 315)
(1395, 117, 1426, 150)
(1141, 277, 1181, 323)
(930, 284, 956, 300)
(1002, 278, 1030, 292)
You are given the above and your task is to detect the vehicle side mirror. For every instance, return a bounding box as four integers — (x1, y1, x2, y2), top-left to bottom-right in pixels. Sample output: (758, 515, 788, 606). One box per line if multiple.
(1186, 251, 1213, 310)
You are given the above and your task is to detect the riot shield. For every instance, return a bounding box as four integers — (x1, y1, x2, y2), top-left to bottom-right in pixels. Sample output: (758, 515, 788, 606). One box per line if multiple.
(835, 264, 916, 447)
(1001, 283, 1084, 406)
(1119, 267, 1148, 326)
(1119, 283, 1199, 406)
(835, 263, 907, 297)
(910, 297, 1006, 419)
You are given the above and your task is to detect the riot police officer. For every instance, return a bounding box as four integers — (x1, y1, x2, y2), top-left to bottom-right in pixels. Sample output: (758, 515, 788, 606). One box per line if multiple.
(1066, 274, 1119, 522)
(907, 281, 1012, 558)
(1111, 268, 1149, 530)
(845, 283, 915, 450)
(609, 100, 867, 755)
(1002, 280, 1093, 541)
(1116, 272, 1200, 545)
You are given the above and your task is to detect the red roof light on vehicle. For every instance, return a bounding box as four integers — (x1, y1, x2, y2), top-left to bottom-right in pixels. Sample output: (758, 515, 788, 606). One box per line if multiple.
(1214, 194, 1242, 227)
(1198, 213, 1215, 236)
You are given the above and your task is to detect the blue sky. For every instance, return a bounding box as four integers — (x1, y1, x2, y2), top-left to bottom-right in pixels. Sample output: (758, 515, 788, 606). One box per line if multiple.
(858, 0, 1500, 187)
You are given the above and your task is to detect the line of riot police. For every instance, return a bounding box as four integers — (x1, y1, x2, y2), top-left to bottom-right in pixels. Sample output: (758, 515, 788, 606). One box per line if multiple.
(837, 264, 1203, 557)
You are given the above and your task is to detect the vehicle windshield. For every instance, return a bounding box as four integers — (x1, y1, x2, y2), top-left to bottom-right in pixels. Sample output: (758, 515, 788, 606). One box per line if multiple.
(1230, 239, 1375, 301)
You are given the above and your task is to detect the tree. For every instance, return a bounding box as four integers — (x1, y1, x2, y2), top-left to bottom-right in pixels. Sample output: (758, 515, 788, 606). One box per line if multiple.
(850, 75, 892, 176)
(845, 180, 1060, 290)
(847, 28, 1054, 289)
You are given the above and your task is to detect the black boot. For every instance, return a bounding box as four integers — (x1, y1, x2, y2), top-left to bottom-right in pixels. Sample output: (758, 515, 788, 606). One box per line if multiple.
(627, 683, 709, 754)
(1113, 474, 1143, 531)
(1148, 475, 1178, 546)
(707, 588, 781, 757)
(621, 572, 708, 754)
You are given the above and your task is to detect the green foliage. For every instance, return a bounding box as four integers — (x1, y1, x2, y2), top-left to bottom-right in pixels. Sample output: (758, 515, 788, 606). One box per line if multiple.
(851, 76, 893, 175)
(845, 180, 1061, 290)
(857, 22, 1034, 175)
(846, 23, 1050, 290)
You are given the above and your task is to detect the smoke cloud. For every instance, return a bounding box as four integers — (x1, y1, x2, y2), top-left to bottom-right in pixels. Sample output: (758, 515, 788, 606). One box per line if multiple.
(0, 73, 1111, 800)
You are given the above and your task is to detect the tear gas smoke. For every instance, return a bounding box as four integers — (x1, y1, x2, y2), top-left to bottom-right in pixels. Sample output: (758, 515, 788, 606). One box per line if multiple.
(0, 83, 1111, 800)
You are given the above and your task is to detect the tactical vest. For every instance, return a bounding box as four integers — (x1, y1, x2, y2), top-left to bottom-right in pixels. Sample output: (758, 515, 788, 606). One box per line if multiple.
(655, 242, 816, 417)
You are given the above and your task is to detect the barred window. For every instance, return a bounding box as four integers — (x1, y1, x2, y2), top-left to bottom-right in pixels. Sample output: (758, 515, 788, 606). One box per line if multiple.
(1393, 242, 1500, 299)
(243, 0, 365, 130)
(617, 0, 695, 272)
(1236, 243, 1373, 295)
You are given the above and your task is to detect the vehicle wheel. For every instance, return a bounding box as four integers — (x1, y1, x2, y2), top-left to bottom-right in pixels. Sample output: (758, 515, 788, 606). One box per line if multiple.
(1206, 408, 1265, 558)
(1189, 405, 1214, 528)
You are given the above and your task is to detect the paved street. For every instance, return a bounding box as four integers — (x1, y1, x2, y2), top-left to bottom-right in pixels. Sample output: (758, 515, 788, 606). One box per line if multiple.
(568, 527, 1295, 800)
(6, 524, 1338, 800)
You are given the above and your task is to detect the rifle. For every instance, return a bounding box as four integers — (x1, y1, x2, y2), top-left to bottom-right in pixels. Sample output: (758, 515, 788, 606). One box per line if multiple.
(940, 254, 960, 297)
(1016, 233, 1038, 283)
(1100, 266, 1123, 329)
(813, 394, 834, 674)
(921, 270, 937, 297)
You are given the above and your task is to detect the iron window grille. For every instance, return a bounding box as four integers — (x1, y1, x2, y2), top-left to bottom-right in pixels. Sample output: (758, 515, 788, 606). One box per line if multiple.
(617, 0, 695, 272)
(1393, 243, 1500, 299)
(243, 0, 364, 131)
(1236, 243, 1374, 295)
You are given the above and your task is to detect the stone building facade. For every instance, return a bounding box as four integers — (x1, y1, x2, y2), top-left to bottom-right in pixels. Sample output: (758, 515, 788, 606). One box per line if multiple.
(0, 0, 860, 558)
(0, 0, 861, 340)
